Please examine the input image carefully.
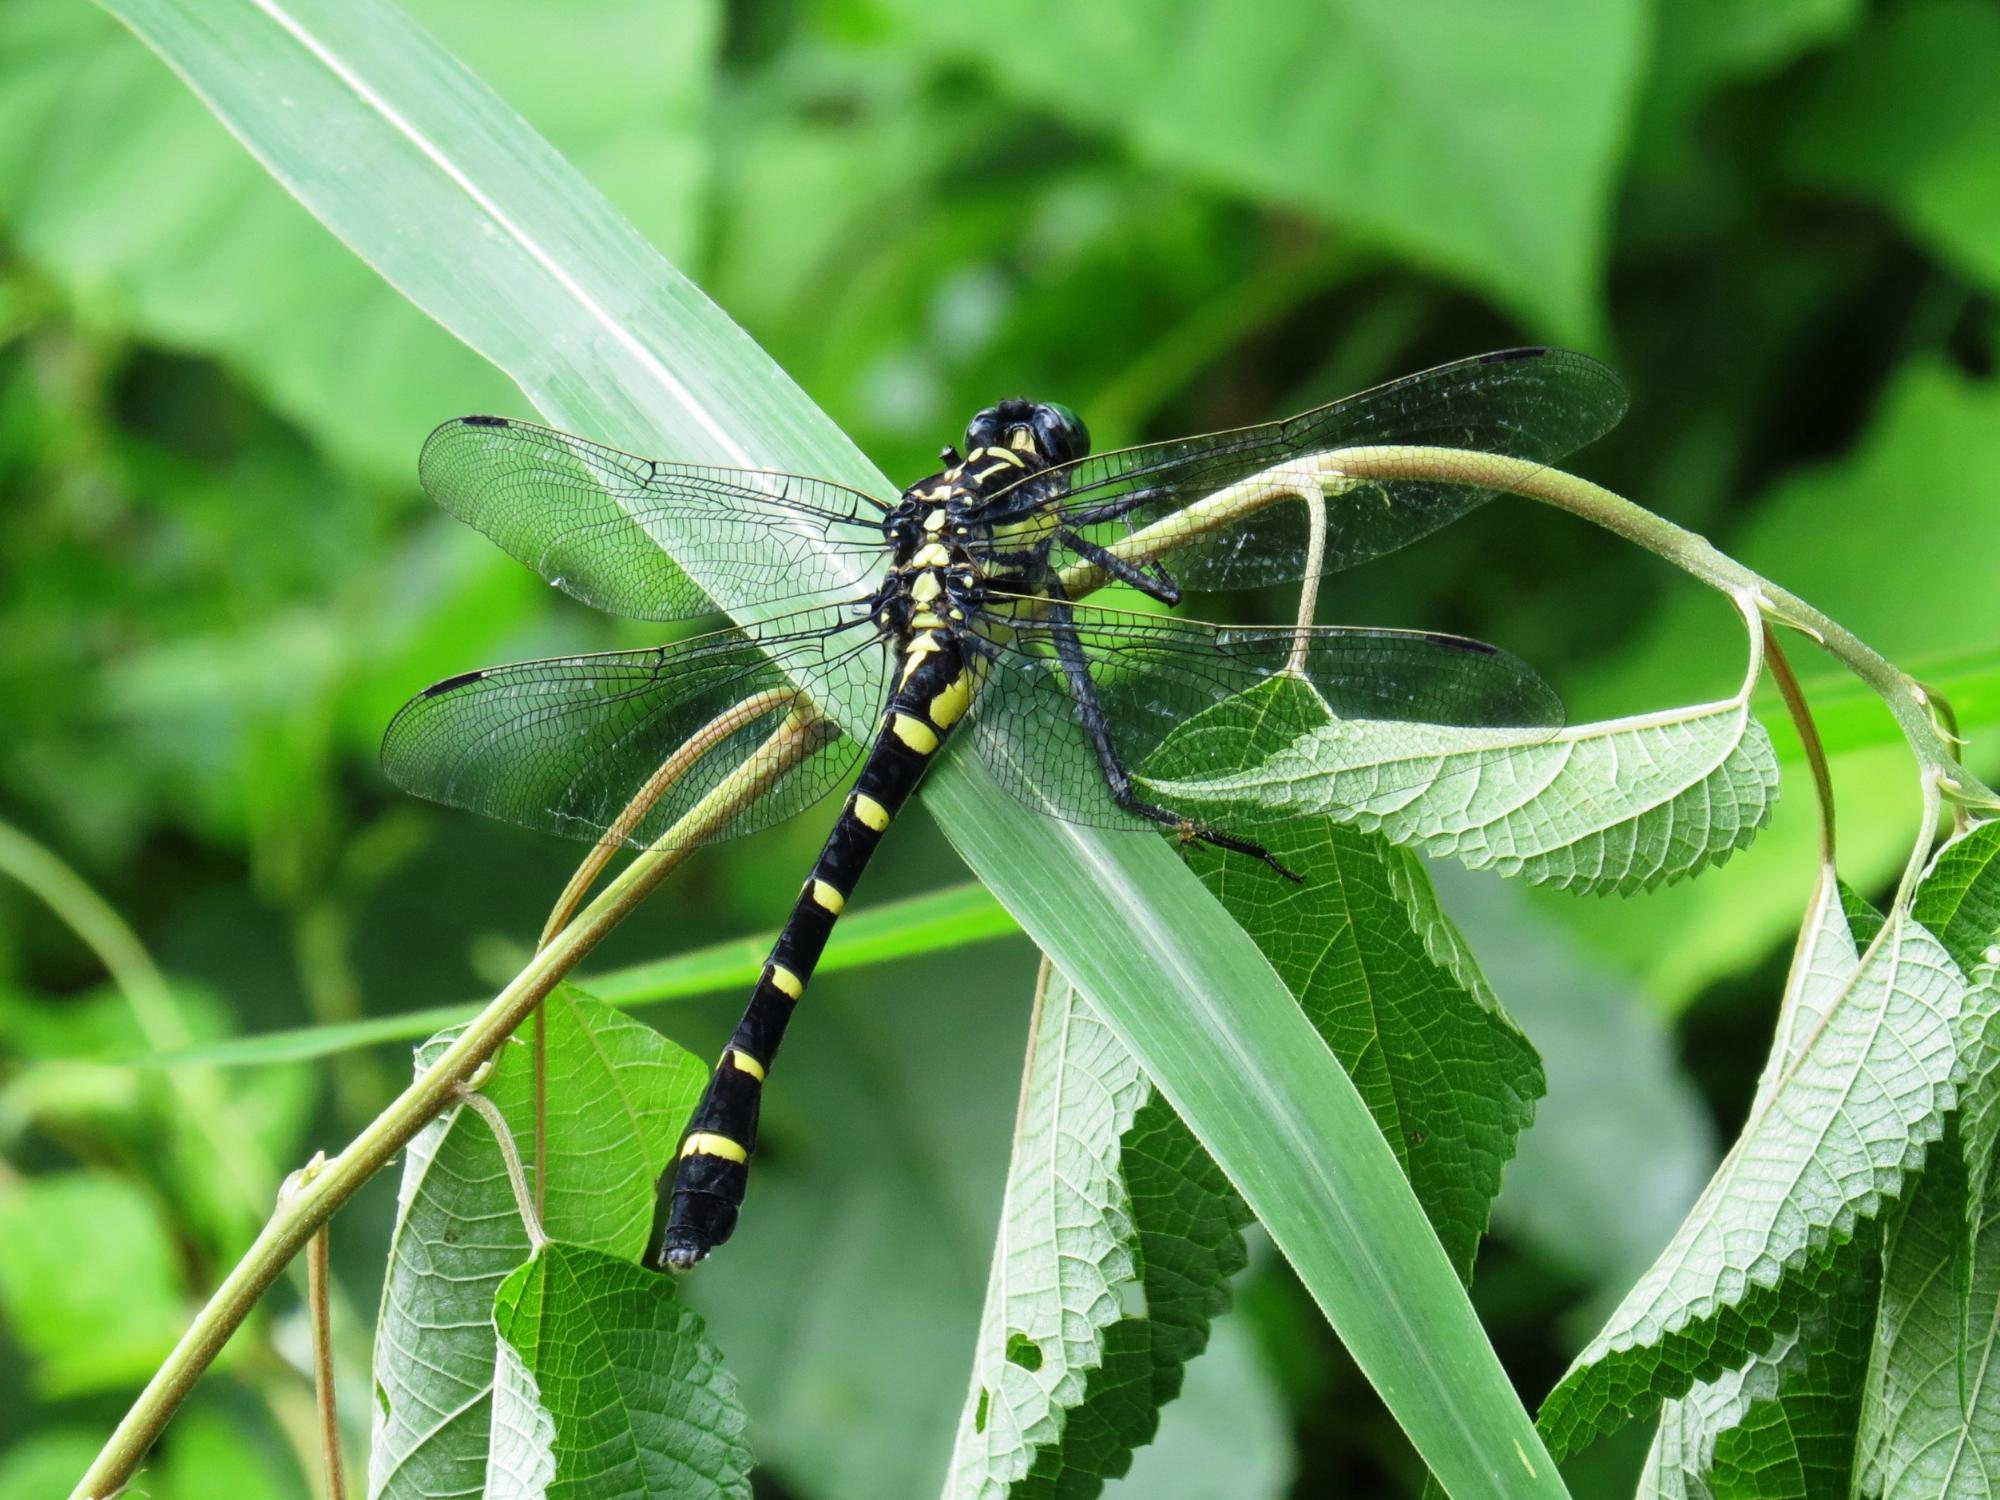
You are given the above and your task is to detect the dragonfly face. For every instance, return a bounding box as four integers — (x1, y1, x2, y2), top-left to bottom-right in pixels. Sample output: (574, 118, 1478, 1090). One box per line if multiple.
(873, 397, 1091, 635)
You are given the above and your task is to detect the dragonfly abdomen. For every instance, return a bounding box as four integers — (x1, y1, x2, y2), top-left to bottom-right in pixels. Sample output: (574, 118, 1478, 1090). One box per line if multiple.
(650, 627, 974, 1272)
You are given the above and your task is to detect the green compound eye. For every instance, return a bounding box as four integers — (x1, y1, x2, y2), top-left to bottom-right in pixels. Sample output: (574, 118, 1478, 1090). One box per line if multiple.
(1038, 402, 1090, 461)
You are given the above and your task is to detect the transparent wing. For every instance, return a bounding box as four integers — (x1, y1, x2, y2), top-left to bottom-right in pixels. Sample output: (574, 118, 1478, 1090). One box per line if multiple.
(962, 598, 1563, 830)
(381, 620, 882, 849)
(421, 416, 891, 621)
(1016, 347, 1627, 592)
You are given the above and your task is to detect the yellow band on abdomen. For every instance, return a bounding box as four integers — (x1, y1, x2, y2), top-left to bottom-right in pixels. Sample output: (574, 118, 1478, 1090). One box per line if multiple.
(682, 1132, 747, 1163)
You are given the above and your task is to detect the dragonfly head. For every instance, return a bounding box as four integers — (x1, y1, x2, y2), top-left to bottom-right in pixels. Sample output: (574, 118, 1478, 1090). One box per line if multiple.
(964, 399, 1091, 467)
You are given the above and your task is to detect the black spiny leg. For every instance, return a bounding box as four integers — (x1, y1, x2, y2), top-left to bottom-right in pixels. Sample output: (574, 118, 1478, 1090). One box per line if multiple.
(1057, 528, 1181, 606)
(1035, 583, 1303, 883)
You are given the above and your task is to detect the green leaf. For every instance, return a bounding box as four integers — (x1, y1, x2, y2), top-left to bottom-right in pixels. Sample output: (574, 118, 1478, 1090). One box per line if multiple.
(1190, 818, 1542, 1283)
(0, 1172, 188, 1398)
(945, 973, 1252, 1499)
(868, 0, 1646, 341)
(1853, 1120, 2000, 1497)
(1914, 822, 2000, 977)
(1148, 597, 1777, 896)
(1638, 1226, 1878, 1499)
(1437, 866, 1717, 1292)
(107, 2, 1570, 1488)
(679, 954, 1033, 1500)
(0, 0, 715, 479)
(135, 882, 1017, 1067)
(491, 1243, 750, 1500)
(950, 684, 1541, 1494)
(1102, 1316, 1292, 1500)
(1542, 360, 2000, 1013)
(368, 988, 702, 1499)
(1782, 0, 2000, 296)
(1540, 876, 1966, 1455)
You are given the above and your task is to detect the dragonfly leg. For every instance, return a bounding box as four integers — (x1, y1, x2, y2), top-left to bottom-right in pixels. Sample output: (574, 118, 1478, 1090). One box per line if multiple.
(1035, 589, 1304, 883)
(1057, 527, 1181, 605)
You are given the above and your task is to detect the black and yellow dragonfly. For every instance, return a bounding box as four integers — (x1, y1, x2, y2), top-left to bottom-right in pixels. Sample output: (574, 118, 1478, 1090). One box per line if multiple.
(382, 347, 1626, 1270)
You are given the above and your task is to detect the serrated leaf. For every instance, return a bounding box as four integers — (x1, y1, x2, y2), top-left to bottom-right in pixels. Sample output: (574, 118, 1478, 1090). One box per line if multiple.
(948, 972, 1151, 1497)
(1541, 874, 1966, 1455)
(491, 1243, 750, 1500)
(368, 988, 702, 1500)
(1639, 1226, 1878, 1500)
(1145, 596, 1777, 896)
(1915, 821, 2000, 978)
(946, 974, 1253, 1500)
(1854, 1121, 2000, 1498)
(1914, 822, 2000, 1235)
(1165, 675, 1544, 1279)
(869, 0, 1645, 341)
(950, 680, 1541, 1495)
(108, 2, 1572, 1486)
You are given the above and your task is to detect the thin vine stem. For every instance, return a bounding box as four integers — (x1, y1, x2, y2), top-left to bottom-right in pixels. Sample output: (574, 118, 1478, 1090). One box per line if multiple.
(455, 1085, 549, 1252)
(1063, 446, 1991, 816)
(1762, 622, 1837, 868)
(69, 707, 834, 1500)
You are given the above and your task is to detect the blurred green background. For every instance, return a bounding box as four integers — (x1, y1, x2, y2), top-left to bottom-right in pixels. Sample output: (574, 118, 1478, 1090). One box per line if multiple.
(3, 0, 1997, 1495)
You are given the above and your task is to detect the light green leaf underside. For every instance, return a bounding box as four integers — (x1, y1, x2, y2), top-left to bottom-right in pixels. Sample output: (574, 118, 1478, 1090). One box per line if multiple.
(947, 677, 1542, 1496)
(1856, 824, 2000, 1499)
(368, 989, 701, 1500)
(948, 972, 1151, 1498)
(108, 1, 1571, 1488)
(491, 1244, 750, 1500)
(946, 974, 1252, 1500)
(486, 1336, 556, 1500)
(1542, 879, 1965, 1454)
(1147, 597, 1777, 897)
(1161, 673, 1543, 1279)
(1639, 1227, 1877, 1499)
(1856, 1124, 2000, 1499)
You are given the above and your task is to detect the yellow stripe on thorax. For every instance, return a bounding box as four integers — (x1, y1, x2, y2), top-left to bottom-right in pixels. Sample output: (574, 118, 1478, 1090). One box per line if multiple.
(930, 670, 973, 728)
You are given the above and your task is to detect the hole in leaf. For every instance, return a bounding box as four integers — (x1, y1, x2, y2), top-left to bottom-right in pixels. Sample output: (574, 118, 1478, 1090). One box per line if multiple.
(1005, 1332, 1043, 1371)
(974, 1388, 989, 1433)
(375, 1381, 391, 1419)
(1117, 1277, 1147, 1318)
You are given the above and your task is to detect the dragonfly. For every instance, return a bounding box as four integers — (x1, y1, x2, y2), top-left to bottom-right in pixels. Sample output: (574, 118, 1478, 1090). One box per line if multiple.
(381, 346, 1628, 1270)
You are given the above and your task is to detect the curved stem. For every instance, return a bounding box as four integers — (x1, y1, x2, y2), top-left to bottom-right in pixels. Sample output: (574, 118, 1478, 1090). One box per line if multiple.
(303, 1180, 346, 1500)
(455, 1086, 548, 1253)
(1762, 623, 1837, 868)
(1068, 446, 1991, 815)
(69, 707, 832, 1500)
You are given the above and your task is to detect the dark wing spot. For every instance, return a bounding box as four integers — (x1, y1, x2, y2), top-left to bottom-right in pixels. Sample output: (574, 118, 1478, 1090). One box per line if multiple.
(460, 414, 511, 428)
(1479, 346, 1548, 364)
(420, 668, 488, 697)
(1426, 633, 1498, 654)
